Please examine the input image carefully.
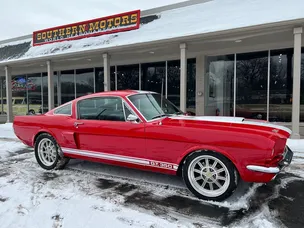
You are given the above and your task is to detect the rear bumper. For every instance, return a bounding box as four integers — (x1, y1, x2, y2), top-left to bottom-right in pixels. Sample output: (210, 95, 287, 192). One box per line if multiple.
(246, 146, 294, 174)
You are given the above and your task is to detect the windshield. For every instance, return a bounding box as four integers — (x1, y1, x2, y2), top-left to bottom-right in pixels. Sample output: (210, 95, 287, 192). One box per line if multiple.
(128, 93, 182, 121)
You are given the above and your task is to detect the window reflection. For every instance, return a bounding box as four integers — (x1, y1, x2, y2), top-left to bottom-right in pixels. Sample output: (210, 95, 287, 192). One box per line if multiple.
(167, 60, 180, 108)
(95, 67, 104, 92)
(95, 67, 115, 92)
(27, 73, 42, 115)
(270, 49, 293, 122)
(187, 59, 196, 114)
(141, 62, 166, 94)
(111, 66, 116, 90)
(117, 64, 139, 90)
(166, 59, 196, 112)
(236, 51, 268, 120)
(61, 70, 75, 104)
(76, 68, 94, 98)
(11, 75, 27, 116)
(300, 50, 304, 122)
(205, 55, 234, 116)
(0, 77, 5, 115)
(42, 72, 58, 113)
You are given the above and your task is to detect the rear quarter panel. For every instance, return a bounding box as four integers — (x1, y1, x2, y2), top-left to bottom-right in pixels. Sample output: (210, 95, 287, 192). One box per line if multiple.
(13, 115, 76, 148)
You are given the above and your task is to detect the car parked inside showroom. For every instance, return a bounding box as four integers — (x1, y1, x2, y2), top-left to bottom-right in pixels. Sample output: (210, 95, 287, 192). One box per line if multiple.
(13, 90, 293, 201)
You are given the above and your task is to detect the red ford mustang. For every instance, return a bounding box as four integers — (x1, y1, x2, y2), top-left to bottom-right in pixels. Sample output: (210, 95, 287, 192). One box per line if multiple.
(13, 90, 293, 201)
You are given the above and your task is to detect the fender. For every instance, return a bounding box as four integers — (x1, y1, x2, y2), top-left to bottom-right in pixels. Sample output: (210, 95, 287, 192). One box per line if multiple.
(32, 128, 58, 147)
(176, 144, 241, 172)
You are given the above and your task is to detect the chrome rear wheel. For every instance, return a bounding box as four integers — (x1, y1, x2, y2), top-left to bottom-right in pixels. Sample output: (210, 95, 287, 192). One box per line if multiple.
(34, 133, 70, 170)
(37, 138, 57, 167)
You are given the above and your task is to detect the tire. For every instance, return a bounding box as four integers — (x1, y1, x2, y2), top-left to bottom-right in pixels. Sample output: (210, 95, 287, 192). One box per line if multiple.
(34, 133, 70, 170)
(182, 151, 239, 201)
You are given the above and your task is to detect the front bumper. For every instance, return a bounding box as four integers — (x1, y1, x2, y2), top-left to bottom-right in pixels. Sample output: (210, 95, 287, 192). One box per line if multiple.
(246, 146, 294, 174)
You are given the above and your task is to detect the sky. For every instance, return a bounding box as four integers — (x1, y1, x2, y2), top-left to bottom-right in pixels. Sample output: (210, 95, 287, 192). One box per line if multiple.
(1, 0, 186, 41)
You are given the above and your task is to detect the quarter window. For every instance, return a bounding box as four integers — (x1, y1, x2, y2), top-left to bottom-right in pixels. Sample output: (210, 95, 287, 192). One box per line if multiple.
(77, 97, 126, 121)
(54, 103, 72, 115)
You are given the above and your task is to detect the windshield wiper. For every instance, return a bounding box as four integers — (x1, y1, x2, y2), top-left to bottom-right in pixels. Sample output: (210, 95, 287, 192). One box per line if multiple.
(151, 114, 169, 120)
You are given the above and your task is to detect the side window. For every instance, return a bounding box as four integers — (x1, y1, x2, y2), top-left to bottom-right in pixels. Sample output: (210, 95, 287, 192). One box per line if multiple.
(54, 103, 72, 115)
(78, 97, 125, 121)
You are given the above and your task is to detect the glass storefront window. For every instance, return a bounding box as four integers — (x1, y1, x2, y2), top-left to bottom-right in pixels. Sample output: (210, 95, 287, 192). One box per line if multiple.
(205, 55, 234, 116)
(11, 75, 27, 116)
(236, 51, 268, 120)
(42, 72, 58, 113)
(141, 62, 166, 94)
(95, 67, 115, 92)
(61, 70, 75, 104)
(187, 59, 196, 114)
(111, 66, 116, 91)
(117, 64, 139, 90)
(27, 73, 42, 114)
(300, 49, 304, 122)
(76, 68, 94, 98)
(166, 58, 196, 112)
(95, 67, 104, 92)
(0, 77, 5, 115)
(270, 49, 293, 122)
(167, 60, 180, 108)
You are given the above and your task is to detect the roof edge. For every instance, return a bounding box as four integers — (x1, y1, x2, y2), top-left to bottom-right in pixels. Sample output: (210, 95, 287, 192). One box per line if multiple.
(0, 34, 32, 46)
(1, 17, 303, 67)
(141, 0, 212, 16)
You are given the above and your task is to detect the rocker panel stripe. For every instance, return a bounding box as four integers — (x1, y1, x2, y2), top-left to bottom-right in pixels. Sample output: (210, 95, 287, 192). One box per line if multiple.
(62, 147, 179, 171)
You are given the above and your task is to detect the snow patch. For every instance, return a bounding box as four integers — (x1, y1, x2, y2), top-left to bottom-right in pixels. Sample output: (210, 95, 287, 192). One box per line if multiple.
(0, 123, 17, 139)
(231, 206, 282, 228)
(287, 139, 304, 153)
(0, 140, 27, 159)
(207, 183, 263, 211)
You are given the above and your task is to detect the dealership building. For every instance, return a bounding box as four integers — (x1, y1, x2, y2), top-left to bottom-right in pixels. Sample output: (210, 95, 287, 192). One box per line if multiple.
(1, 0, 304, 138)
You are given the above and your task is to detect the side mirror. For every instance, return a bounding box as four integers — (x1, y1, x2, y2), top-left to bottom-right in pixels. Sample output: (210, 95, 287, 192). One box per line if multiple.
(127, 114, 139, 123)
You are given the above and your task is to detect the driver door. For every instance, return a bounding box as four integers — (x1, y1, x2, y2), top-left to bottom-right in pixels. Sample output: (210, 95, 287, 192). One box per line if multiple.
(71, 96, 146, 166)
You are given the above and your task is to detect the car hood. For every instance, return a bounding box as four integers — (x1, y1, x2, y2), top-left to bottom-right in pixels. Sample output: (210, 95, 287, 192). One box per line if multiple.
(161, 115, 292, 138)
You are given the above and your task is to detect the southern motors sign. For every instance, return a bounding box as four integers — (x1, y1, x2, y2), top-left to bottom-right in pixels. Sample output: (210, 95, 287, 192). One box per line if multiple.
(33, 10, 140, 46)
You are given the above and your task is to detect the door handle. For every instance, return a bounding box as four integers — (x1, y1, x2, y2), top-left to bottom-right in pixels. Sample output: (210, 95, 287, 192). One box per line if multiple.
(74, 122, 84, 128)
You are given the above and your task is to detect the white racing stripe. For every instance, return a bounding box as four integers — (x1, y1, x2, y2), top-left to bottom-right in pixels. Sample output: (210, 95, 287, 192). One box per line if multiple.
(170, 116, 292, 135)
(62, 147, 179, 171)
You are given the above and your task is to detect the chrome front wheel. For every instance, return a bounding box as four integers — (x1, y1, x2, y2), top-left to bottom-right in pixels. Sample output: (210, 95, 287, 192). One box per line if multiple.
(183, 151, 238, 201)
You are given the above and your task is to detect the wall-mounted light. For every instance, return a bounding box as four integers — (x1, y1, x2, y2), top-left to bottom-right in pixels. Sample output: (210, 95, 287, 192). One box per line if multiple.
(235, 39, 242, 43)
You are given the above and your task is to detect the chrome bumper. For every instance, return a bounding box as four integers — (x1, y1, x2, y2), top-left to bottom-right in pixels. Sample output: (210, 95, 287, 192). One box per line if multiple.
(246, 146, 294, 174)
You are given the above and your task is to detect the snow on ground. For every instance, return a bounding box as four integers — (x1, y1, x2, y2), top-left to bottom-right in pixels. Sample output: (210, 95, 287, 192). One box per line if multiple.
(0, 123, 17, 139)
(0, 154, 197, 228)
(1, 123, 304, 227)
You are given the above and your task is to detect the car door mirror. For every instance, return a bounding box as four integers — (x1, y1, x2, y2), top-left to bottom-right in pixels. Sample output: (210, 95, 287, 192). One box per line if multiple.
(127, 114, 139, 123)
